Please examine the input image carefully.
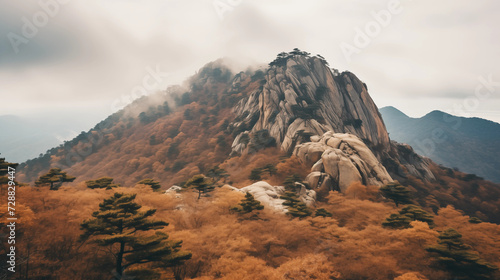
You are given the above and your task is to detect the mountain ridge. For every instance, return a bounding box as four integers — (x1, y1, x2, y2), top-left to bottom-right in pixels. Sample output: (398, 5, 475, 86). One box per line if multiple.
(380, 106, 500, 182)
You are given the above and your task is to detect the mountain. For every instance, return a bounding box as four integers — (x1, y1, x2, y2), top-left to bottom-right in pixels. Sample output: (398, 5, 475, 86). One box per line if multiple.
(0, 112, 103, 163)
(12, 50, 500, 279)
(380, 106, 500, 183)
(17, 50, 500, 223)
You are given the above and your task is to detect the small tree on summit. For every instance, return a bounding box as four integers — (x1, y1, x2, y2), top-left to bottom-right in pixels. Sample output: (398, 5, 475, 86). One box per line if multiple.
(380, 181, 412, 207)
(35, 168, 75, 190)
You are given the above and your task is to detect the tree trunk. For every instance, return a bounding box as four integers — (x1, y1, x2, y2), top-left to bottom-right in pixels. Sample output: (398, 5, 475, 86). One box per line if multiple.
(116, 241, 125, 278)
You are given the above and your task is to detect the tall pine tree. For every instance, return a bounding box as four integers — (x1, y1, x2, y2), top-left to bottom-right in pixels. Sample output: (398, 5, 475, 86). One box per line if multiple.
(426, 228, 498, 279)
(80, 193, 191, 278)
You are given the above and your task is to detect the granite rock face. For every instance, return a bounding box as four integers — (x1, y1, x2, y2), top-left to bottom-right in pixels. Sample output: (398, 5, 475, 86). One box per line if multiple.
(229, 181, 316, 212)
(230, 53, 435, 187)
(295, 132, 393, 193)
(231, 55, 390, 155)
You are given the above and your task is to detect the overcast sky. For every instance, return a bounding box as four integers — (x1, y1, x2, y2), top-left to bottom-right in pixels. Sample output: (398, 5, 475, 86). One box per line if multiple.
(1, 0, 499, 124)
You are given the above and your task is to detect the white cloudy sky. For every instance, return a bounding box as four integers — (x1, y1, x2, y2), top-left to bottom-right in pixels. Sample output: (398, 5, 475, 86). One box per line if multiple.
(1, 0, 499, 124)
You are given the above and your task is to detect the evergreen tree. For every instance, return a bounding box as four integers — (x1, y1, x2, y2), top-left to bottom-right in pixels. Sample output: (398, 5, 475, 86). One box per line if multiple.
(138, 179, 162, 191)
(400, 204, 434, 227)
(249, 168, 262, 181)
(86, 177, 119, 189)
(426, 228, 498, 279)
(80, 193, 191, 278)
(280, 191, 311, 218)
(380, 181, 412, 207)
(283, 174, 303, 191)
(206, 166, 229, 184)
(231, 192, 264, 214)
(35, 168, 75, 190)
(382, 213, 413, 229)
(315, 208, 332, 218)
(185, 174, 215, 199)
(262, 164, 277, 176)
(382, 204, 434, 229)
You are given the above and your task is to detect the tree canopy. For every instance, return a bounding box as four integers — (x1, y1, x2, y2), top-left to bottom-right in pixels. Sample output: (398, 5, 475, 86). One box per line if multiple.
(137, 178, 162, 191)
(231, 192, 264, 215)
(380, 181, 412, 207)
(35, 168, 75, 190)
(80, 193, 191, 278)
(426, 228, 498, 279)
(185, 174, 215, 199)
(86, 177, 119, 189)
(281, 191, 311, 218)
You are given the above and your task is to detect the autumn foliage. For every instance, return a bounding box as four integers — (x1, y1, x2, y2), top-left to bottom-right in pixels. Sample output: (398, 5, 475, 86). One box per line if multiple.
(2, 180, 498, 279)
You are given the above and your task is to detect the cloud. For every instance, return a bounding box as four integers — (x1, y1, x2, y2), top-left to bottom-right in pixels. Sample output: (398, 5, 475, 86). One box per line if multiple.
(0, 0, 499, 123)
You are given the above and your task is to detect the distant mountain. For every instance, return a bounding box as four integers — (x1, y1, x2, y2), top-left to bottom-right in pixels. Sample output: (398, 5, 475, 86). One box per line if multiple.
(380, 106, 500, 183)
(0, 113, 103, 163)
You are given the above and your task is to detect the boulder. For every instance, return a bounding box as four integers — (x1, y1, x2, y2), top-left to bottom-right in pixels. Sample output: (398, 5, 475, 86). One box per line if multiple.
(295, 132, 393, 193)
(230, 181, 316, 212)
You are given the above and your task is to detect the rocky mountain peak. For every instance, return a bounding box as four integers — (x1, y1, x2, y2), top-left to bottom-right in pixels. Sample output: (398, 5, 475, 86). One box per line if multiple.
(230, 50, 435, 190)
(231, 50, 390, 156)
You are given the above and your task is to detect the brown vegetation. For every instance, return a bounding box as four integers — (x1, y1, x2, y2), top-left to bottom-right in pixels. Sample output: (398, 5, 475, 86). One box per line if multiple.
(2, 180, 498, 279)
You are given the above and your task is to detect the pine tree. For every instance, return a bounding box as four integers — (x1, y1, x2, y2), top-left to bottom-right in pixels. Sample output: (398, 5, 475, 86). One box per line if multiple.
(86, 177, 119, 189)
(280, 191, 311, 218)
(232, 192, 264, 214)
(185, 174, 215, 199)
(426, 228, 498, 279)
(380, 181, 412, 207)
(400, 205, 434, 227)
(138, 179, 162, 191)
(35, 168, 75, 190)
(262, 164, 277, 176)
(315, 208, 332, 217)
(382, 213, 413, 229)
(283, 174, 303, 191)
(80, 193, 191, 278)
(249, 168, 262, 181)
(206, 166, 229, 184)
(382, 205, 434, 229)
